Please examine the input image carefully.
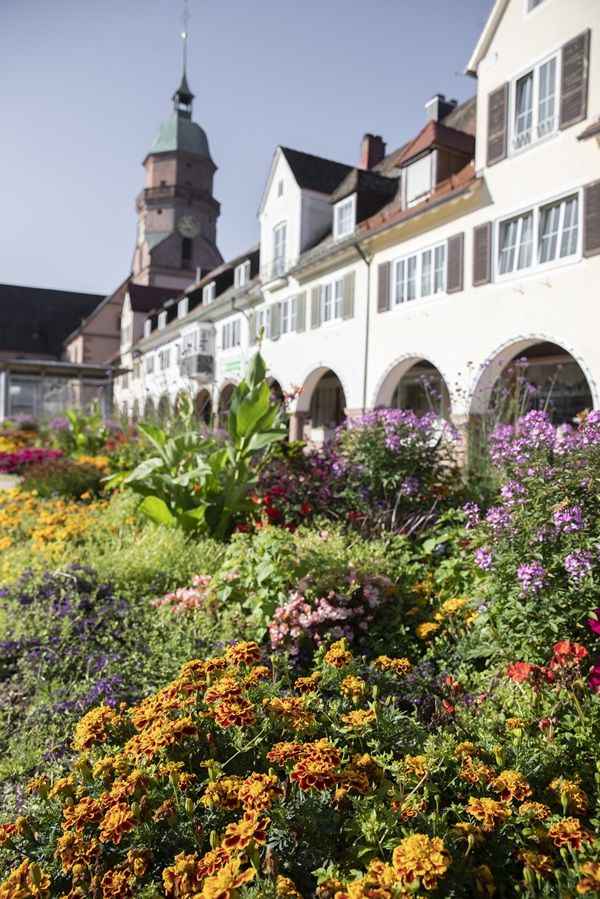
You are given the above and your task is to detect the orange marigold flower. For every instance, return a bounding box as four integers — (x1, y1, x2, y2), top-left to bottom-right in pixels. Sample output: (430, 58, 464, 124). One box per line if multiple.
(455, 741, 478, 758)
(295, 673, 321, 694)
(203, 656, 229, 674)
(200, 857, 255, 899)
(212, 697, 256, 729)
(72, 704, 120, 751)
(334, 765, 371, 802)
(304, 738, 342, 766)
(0, 822, 17, 846)
(153, 798, 178, 823)
(403, 754, 428, 778)
(290, 758, 338, 792)
(48, 774, 77, 799)
(490, 770, 532, 803)
(518, 801, 551, 821)
(197, 847, 232, 879)
(373, 655, 411, 675)
(547, 817, 595, 850)
(26, 775, 50, 799)
(267, 741, 305, 765)
(549, 777, 589, 815)
(0, 859, 51, 899)
(62, 796, 102, 832)
(225, 640, 262, 667)
(518, 850, 554, 877)
(467, 797, 512, 831)
(204, 677, 243, 704)
(323, 640, 353, 669)
(391, 798, 426, 824)
(101, 868, 136, 899)
(415, 622, 439, 640)
(392, 833, 451, 890)
(99, 802, 137, 844)
(577, 861, 600, 895)
(163, 851, 203, 897)
(341, 709, 376, 729)
(244, 665, 271, 687)
(276, 875, 304, 898)
(474, 864, 495, 898)
(55, 830, 100, 872)
(341, 676, 366, 700)
(238, 773, 283, 812)
(505, 717, 528, 730)
(201, 776, 244, 811)
(263, 696, 316, 729)
(222, 811, 270, 851)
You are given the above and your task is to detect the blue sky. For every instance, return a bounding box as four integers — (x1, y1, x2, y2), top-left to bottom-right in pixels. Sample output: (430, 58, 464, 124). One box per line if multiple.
(0, 0, 492, 295)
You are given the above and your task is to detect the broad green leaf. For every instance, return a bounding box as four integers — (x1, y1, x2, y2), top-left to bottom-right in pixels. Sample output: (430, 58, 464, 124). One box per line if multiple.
(138, 495, 175, 527)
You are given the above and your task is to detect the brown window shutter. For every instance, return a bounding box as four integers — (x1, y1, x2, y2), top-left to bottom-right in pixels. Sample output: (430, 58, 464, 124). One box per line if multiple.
(559, 30, 590, 130)
(487, 84, 508, 166)
(473, 222, 492, 286)
(583, 180, 600, 257)
(446, 233, 464, 293)
(377, 261, 391, 312)
(310, 287, 321, 329)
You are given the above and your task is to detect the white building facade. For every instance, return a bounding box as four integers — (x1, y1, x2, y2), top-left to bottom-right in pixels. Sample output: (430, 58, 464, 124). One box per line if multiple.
(118, 0, 600, 437)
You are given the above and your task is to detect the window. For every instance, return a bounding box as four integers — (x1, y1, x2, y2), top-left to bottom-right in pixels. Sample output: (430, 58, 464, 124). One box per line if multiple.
(321, 278, 343, 323)
(158, 311, 168, 330)
(527, 0, 547, 10)
(277, 179, 284, 197)
(333, 196, 355, 240)
(512, 54, 558, 150)
(273, 223, 287, 277)
(403, 153, 434, 207)
(158, 348, 171, 370)
(203, 281, 216, 304)
(181, 237, 192, 266)
(145, 355, 155, 375)
(234, 260, 251, 288)
(280, 296, 297, 335)
(143, 319, 152, 338)
(178, 297, 189, 319)
(393, 243, 445, 304)
(497, 193, 579, 276)
(222, 319, 241, 350)
(257, 307, 271, 339)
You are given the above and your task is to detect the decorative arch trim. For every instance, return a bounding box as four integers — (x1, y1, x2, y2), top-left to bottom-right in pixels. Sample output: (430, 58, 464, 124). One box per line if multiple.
(372, 353, 456, 410)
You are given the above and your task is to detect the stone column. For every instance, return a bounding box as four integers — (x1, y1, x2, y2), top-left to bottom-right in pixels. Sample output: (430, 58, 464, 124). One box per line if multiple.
(289, 411, 307, 442)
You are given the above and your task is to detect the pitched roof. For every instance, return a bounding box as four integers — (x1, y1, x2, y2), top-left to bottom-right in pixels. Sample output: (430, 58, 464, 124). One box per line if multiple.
(0, 283, 104, 358)
(467, 0, 509, 75)
(393, 121, 475, 167)
(280, 147, 352, 194)
(128, 283, 181, 313)
(330, 168, 398, 204)
(63, 277, 130, 346)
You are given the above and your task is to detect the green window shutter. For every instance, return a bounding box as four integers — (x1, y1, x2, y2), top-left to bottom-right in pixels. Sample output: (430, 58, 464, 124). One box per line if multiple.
(310, 287, 321, 329)
(248, 311, 256, 344)
(271, 303, 280, 341)
(296, 292, 306, 332)
(342, 270, 355, 319)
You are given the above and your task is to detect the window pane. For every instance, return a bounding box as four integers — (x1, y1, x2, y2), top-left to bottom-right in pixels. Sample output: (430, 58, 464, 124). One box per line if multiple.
(281, 301, 288, 333)
(290, 297, 297, 331)
(538, 57, 556, 135)
(539, 204, 560, 263)
(515, 73, 533, 145)
(322, 284, 332, 321)
(499, 219, 518, 274)
(421, 250, 432, 296)
(560, 197, 579, 257)
(394, 260, 405, 304)
(517, 213, 533, 269)
(406, 256, 417, 300)
(334, 280, 343, 318)
(434, 245, 445, 292)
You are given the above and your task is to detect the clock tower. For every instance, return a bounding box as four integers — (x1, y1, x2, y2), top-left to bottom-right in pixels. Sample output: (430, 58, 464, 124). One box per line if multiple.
(131, 65, 223, 288)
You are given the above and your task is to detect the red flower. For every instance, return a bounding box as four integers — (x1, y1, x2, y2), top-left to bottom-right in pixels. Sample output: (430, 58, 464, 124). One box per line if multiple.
(300, 503, 312, 516)
(552, 640, 588, 661)
(506, 662, 536, 683)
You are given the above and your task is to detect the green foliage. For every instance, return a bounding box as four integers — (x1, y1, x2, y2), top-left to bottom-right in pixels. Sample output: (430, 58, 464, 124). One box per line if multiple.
(48, 400, 115, 455)
(19, 457, 103, 498)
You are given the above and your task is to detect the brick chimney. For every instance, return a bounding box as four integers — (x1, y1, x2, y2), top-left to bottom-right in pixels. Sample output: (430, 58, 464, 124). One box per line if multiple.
(359, 134, 386, 170)
(425, 94, 458, 122)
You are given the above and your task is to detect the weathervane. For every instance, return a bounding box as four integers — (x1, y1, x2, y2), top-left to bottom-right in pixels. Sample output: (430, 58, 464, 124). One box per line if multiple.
(180, 0, 190, 75)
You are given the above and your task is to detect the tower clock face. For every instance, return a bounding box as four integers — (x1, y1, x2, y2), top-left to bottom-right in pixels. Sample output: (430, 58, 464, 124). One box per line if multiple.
(178, 214, 201, 238)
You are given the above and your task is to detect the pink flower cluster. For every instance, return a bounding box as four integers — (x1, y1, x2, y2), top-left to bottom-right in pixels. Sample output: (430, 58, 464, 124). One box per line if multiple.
(0, 448, 62, 473)
(151, 574, 212, 614)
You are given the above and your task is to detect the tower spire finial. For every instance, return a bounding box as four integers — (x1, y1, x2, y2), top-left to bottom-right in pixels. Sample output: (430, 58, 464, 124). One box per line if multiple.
(173, 0, 194, 117)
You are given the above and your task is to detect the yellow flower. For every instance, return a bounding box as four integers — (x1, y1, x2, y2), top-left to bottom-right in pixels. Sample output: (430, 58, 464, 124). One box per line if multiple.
(341, 676, 366, 700)
(549, 777, 589, 815)
(490, 770, 532, 803)
(577, 861, 600, 895)
(392, 833, 451, 890)
(323, 640, 353, 669)
(416, 622, 440, 639)
(341, 708, 376, 729)
(467, 797, 512, 831)
(442, 597, 467, 614)
(403, 754, 428, 777)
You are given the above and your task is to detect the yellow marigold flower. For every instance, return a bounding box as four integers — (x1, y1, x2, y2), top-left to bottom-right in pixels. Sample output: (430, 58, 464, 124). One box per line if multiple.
(0, 859, 51, 898)
(518, 801, 551, 821)
(238, 773, 283, 812)
(452, 822, 485, 846)
(341, 709, 376, 729)
(294, 673, 321, 694)
(547, 817, 595, 850)
(490, 770, 532, 803)
(263, 696, 316, 729)
(267, 741, 305, 765)
(204, 677, 243, 704)
(221, 811, 270, 851)
(99, 801, 137, 844)
(518, 850, 554, 877)
(0, 536, 12, 551)
(341, 675, 366, 700)
(26, 775, 50, 799)
(276, 875, 304, 898)
(212, 698, 256, 729)
(416, 622, 440, 640)
(373, 655, 411, 675)
(403, 754, 428, 778)
(224, 640, 261, 667)
(455, 741, 478, 758)
(101, 867, 136, 899)
(291, 757, 338, 792)
(442, 597, 467, 614)
(460, 757, 494, 785)
(201, 776, 244, 811)
(55, 830, 100, 873)
(316, 876, 345, 898)
(62, 795, 102, 832)
(474, 864, 495, 897)
(334, 764, 371, 802)
(200, 858, 255, 899)
(163, 851, 204, 897)
(505, 717, 528, 730)
(392, 833, 451, 891)
(48, 774, 77, 800)
(467, 797, 512, 831)
(549, 777, 589, 815)
(391, 797, 426, 823)
(323, 640, 353, 669)
(577, 861, 600, 895)
(367, 859, 396, 890)
(244, 665, 271, 687)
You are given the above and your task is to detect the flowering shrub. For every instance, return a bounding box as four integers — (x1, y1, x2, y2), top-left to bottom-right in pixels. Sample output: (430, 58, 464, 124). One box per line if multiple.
(1, 637, 597, 897)
(19, 457, 105, 498)
(0, 447, 61, 473)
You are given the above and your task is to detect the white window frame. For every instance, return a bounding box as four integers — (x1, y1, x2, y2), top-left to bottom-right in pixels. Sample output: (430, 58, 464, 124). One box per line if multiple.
(494, 190, 581, 281)
(273, 222, 287, 277)
(203, 281, 216, 304)
(402, 152, 436, 208)
(509, 50, 560, 153)
(333, 195, 356, 240)
(257, 306, 271, 339)
(320, 277, 344, 324)
(157, 310, 168, 330)
(524, 0, 552, 15)
(280, 296, 298, 335)
(143, 319, 152, 338)
(178, 297, 189, 319)
(222, 319, 241, 351)
(158, 348, 171, 370)
(144, 354, 155, 375)
(392, 241, 446, 306)
(234, 260, 251, 289)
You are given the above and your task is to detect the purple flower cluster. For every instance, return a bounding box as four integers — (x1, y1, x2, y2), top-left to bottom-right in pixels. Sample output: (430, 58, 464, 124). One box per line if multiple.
(564, 550, 593, 582)
(475, 546, 494, 571)
(551, 505, 585, 535)
(517, 561, 547, 594)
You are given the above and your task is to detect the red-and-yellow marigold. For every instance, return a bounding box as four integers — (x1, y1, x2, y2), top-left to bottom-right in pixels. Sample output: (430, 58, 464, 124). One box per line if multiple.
(221, 811, 270, 851)
(201, 776, 244, 811)
(490, 769, 532, 803)
(547, 817, 595, 850)
(98, 801, 137, 844)
(577, 862, 600, 895)
(224, 640, 262, 667)
(212, 698, 256, 729)
(238, 773, 283, 812)
(467, 797, 512, 831)
(323, 640, 353, 669)
(549, 777, 589, 815)
(200, 857, 255, 899)
(392, 833, 451, 890)
(72, 704, 120, 751)
(290, 757, 338, 792)
(518, 851, 554, 877)
(341, 709, 376, 729)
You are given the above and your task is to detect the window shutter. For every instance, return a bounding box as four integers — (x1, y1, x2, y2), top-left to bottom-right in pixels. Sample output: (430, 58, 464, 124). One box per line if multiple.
(559, 30, 590, 130)
(473, 222, 492, 286)
(342, 271, 355, 319)
(377, 261, 391, 312)
(486, 83, 508, 166)
(310, 287, 321, 329)
(270, 304, 280, 341)
(248, 311, 256, 344)
(296, 292, 306, 332)
(583, 180, 600, 257)
(446, 233, 464, 293)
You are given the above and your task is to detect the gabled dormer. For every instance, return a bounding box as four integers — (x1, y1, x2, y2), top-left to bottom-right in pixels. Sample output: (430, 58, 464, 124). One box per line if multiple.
(330, 165, 398, 239)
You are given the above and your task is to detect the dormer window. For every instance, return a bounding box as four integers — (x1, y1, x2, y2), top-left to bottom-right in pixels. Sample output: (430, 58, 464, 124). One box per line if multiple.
(403, 153, 435, 208)
(178, 297, 189, 319)
(333, 195, 356, 240)
(143, 320, 152, 338)
(203, 281, 216, 304)
(157, 311, 168, 330)
(234, 260, 251, 289)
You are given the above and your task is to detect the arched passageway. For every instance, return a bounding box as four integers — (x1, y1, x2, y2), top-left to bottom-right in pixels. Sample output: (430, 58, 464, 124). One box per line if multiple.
(307, 369, 347, 431)
(157, 395, 170, 420)
(194, 389, 212, 426)
(374, 357, 451, 418)
(143, 397, 155, 419)
(217, 383, 236, 427)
